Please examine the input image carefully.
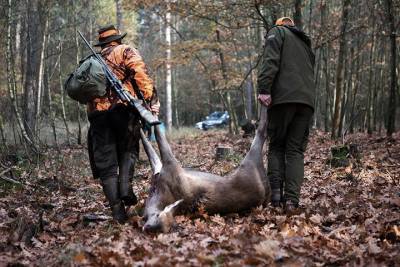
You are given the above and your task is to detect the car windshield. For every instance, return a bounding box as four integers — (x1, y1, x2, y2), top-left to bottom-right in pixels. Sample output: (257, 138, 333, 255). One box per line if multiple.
(208, 112, 224, 119)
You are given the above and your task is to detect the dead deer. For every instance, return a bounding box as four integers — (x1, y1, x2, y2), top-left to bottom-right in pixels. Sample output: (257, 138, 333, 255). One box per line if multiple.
(140, 105, 270, 233)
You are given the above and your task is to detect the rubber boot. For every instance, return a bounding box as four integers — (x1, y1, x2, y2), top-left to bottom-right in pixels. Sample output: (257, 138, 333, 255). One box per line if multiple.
(119, 176, 138, 206)
(271, 188, 281, 207)
(284, 200, 299, 216)
(101, 177, 127, 224)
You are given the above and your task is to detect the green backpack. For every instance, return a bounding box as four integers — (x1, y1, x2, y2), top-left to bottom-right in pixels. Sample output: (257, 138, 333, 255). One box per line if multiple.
(64, 55, 108, 104)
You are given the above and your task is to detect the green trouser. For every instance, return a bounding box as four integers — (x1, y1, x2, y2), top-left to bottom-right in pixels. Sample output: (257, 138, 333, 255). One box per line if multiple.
(267, 103, 313, 204)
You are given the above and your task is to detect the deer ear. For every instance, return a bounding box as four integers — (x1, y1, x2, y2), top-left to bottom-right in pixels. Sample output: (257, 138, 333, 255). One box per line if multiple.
(163, 199, 183, 215)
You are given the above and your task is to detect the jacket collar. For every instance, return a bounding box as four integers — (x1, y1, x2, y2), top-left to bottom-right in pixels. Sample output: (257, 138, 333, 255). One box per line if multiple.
(283, 26, 312, 47)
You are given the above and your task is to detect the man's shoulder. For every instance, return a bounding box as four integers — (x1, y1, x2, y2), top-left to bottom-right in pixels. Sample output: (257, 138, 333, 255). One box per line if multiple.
(268, 26, 286, 33)
(266, 26, 286, 40)
(108, 44, 142, 61)
(112, 44, 130, 52)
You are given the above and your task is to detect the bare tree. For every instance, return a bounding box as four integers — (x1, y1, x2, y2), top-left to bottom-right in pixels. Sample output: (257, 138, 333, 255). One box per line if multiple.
(331, 0, 351, 139)
(385, 0, 397, 136)
(165, 1, 173, 130)
(6, 0, 37, 151)
(115, 0, 123, 30)
(293, 0, 303, 30)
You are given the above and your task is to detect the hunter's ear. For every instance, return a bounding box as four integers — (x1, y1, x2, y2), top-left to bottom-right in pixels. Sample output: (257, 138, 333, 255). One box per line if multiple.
(163, 199, 183, 215)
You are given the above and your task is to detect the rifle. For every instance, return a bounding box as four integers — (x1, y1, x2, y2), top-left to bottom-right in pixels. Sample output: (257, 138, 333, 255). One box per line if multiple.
(77, 30, 160, 126)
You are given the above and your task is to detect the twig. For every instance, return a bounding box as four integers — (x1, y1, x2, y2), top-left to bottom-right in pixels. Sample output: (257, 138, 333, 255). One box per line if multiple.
(0, 176, 21, 184)
(0, 167, 14, 177)
(0, 166, 21, 185)
(254, 1, 269, 29)
(386, 148, 392, 158)
(326, 225, 354, 238)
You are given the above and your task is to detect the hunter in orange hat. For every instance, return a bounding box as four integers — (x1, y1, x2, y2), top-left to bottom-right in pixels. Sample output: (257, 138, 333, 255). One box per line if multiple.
(87, 25, 159, 223)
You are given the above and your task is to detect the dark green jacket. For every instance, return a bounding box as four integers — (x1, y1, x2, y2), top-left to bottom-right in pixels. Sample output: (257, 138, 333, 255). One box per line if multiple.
(257, 26, 316, 110)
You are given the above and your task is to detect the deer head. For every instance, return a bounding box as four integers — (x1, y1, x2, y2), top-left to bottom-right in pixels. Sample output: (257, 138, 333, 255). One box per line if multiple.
(143, 199, 183, 233)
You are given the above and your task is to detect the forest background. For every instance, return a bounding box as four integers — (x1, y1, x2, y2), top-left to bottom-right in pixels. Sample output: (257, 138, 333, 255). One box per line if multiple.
(0, 0, 399, 152)
(0, 1, 399, 265)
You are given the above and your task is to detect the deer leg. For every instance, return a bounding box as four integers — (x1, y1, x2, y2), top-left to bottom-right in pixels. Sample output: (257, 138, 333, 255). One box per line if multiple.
(140, 128, 162, 175)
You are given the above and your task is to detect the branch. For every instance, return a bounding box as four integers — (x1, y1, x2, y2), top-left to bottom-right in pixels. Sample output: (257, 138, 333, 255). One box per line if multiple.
(314, 25, 367, 49)
(236, 48, 265, 92)
(0, 167, 21, 184)
(254, 1, 269, 29)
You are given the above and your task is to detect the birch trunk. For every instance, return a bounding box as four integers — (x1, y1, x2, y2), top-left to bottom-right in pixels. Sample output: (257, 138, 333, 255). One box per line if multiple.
(165, 3, 173, 130)
(34, 17, 49, 138)
(58, 40, 71, 145)
(366, 20, 376, 134)
(7, 0, 37, 151)
(115, 0, 123, 31)
(45, 57, 58, 147)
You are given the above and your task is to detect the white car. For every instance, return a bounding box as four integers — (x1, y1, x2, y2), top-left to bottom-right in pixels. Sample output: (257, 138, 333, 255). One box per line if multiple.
(195, 111, 230, 130)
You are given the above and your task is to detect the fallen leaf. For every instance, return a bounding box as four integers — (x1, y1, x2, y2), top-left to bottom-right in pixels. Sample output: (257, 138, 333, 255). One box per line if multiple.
(310, 214, 323, 225)
(255, 239, 289, 261)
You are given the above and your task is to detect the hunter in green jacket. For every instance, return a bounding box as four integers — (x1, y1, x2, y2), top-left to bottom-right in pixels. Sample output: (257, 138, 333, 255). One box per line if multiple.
(257, 17, 315, 214)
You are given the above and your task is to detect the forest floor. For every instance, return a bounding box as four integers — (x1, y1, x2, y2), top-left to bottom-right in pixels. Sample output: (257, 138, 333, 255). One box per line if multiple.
(0, 129, 399, 266)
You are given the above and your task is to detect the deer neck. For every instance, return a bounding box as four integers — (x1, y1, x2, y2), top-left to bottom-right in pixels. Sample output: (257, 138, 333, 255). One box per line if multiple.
(242, 105, 268, 163)
(154, 124, 180, 167)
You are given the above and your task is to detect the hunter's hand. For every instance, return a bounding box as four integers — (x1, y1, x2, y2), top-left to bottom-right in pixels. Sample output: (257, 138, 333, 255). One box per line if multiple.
(150, 100, 160, 115)
(258, 94, 272, 107)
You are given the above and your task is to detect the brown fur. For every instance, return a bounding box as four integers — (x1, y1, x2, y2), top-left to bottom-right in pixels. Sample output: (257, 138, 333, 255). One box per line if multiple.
(142, 106, 270, 232)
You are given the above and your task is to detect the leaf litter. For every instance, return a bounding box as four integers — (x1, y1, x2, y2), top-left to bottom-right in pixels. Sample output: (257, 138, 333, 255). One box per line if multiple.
(0, 130, 399, 266)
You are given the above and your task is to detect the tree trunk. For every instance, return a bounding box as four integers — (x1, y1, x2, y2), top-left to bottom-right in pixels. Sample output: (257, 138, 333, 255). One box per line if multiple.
(115, 0, 123, 31)
(373, 45, 385, 131)
(165, 3, 173, 130)
(45, 57, 58, 147)
(331, 0, 350, 139)
(7, 0, 37, 151)
(215, 28, 238, 134)
(293, 0, 303, 30)
(307, 0, 313, 35)
(338, 50, 350, 137)
(366, 20, 376, 134)
(58, 40, 71, 145)
(314, 48, 322, 128)
(385, 0, 397, 136)
(34, 16, 49, 138)
(323, 46, 331, 132)
(23, 0, 41, 140)
(0, 115, 7, 150)
(73, 3, 82, 144)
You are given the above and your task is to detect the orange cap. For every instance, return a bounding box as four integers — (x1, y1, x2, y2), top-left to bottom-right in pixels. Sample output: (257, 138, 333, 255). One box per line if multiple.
(275, 17, 295, 26)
